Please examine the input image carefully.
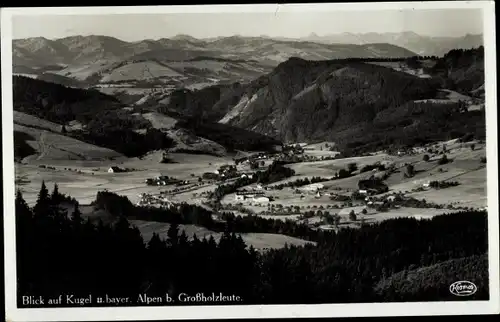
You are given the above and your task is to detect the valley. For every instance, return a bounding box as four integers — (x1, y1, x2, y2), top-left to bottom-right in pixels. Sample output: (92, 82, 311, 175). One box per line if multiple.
(15, 125, 487, 251)
(13, 42, 487, 253)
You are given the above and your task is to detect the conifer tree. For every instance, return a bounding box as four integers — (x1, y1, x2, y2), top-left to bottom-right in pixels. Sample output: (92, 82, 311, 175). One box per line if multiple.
(208, 235, 217, 250)
(179, 230, 189, 247)
(167, 222, 179, 247)
(51, 183, 60, 204)
(148, 233, 165, 252)
(15, 189, 32, 222)
(33, 181, 50, 219)
(71, 203, 83, 227)
(191, 233, 200, 247)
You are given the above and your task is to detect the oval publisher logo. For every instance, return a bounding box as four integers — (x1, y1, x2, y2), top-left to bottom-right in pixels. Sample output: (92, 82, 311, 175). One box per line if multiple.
(449, 281, 477, 296)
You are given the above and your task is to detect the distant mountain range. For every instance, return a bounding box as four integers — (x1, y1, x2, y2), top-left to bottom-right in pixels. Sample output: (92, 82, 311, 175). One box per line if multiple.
(13, 34, 418, 69)
(297, 32, 483, 57)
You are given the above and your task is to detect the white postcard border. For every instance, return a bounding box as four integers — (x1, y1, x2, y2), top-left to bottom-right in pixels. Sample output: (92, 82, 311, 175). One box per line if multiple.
(2, 2, 499, 321)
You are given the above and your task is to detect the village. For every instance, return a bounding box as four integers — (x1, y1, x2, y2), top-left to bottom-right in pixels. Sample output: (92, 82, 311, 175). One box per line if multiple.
(128, 138, 486, 231)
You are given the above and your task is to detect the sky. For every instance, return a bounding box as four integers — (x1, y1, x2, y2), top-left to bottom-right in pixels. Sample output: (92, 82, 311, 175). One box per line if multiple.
(12, 8, 483, 41)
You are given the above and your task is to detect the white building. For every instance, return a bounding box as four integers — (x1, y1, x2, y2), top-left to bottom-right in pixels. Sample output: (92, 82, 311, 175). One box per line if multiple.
(301, 183, 325, 192)
(235, 194, 245, 201)
(386, 195, 396, 202)
(108, 166, 121, 173)
(253, 196, 270, 203)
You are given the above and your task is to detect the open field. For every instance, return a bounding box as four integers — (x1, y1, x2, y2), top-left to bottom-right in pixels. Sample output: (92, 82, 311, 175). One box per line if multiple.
(129, 219, 314, 250)
(367, 61, 433, 78)
(53, 60, 118, 81)
(16, 152, 233, 205)
(72, 204, 314, 251)
(142, 112, 178, 129)
(100, 61, 183, 82)
(16, 124, 124, 163)
(14, 111, 63, 132)
(166, 129, 227, 156)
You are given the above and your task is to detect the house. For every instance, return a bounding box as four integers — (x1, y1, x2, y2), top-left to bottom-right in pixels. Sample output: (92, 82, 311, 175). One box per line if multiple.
(235, 194, 246, 201)
(386, 195, 396, 202)
(108, 166, 123, 173)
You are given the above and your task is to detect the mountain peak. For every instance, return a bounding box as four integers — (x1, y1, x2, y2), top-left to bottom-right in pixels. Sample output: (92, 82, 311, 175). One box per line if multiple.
(171, 34, 200, 42)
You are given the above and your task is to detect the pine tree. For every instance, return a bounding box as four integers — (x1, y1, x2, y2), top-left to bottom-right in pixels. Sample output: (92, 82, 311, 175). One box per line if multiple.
(167, 222, 179, 247)
(51, 183, 61, 204)
(192, 233, 200, 247)
(179, 230, 189, 247)
(16, 189, 32, 222)
(71, 203, 84, 227)
(33, 181, 50, 219)
(207, 235, 217, 250)
(148, 233, 165, 252)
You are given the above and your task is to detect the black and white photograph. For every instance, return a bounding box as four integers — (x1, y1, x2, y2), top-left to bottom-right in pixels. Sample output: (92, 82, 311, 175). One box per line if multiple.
(2, 2, 499, 320)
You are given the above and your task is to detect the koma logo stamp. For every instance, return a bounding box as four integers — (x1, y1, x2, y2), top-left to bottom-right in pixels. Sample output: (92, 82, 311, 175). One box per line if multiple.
(449, 281, 478, 296)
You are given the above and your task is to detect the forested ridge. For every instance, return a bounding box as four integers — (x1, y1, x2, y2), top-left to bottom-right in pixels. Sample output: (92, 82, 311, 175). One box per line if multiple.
(156, 48, 485, 155)
(430, 46, 485, 95)
(13, 76, 121, 124)
(13, 76, 176, 157)
(16, 183, 489, 307)
(13, 76, 281, 156)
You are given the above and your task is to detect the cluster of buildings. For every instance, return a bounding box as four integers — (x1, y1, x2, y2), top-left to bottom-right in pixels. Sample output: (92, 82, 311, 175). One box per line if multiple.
(145, 175, 186, 186)
(234, 190, 271, 203)
(136, 193, 175, 208)
(235, 152, 274, 165)
(213, 164, 238, 178)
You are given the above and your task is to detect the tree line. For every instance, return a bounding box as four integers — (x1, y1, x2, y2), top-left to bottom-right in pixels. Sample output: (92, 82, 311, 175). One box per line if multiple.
(16, 182, 489, 307)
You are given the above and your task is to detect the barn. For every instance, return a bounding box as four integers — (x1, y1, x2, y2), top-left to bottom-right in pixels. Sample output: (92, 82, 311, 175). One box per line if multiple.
(108, 166, 123, 173)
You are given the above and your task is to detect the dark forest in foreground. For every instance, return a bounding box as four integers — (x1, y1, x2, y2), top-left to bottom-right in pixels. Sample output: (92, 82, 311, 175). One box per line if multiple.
(16, 183, 489, 307)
